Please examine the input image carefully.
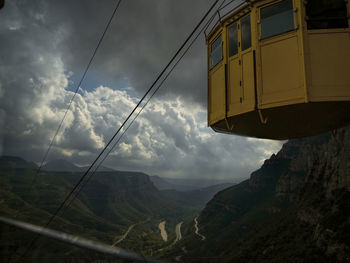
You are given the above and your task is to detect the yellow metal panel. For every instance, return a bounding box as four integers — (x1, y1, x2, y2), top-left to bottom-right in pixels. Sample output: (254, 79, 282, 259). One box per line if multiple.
(228, 57, 241, 116)
(260, 34, 304, 106)
(209, 64, 226, 125)
(294, 0, 308, 103)
(241, 51, 255, 112)
(250, 4, 262, 109)
(307, 31, 350, 101)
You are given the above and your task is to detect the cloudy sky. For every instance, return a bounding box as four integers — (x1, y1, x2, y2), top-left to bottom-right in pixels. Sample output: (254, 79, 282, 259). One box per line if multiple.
(0, 0, 284, 180)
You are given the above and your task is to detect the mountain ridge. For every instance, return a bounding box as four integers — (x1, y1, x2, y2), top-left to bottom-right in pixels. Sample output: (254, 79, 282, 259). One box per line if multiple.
(0, 155, 38, 169)
(172, 128, 350, 263)
(42, 158, 115, 172)
(0, 156, 199, 262)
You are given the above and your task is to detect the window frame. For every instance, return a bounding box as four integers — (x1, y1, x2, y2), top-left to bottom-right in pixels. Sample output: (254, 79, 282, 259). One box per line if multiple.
(227, 13, 252, 59)
(258, 0, 296, 40)
(241, 14, 252, 51)
(228, 22, 239, 58)
(209, 34, 223, 69)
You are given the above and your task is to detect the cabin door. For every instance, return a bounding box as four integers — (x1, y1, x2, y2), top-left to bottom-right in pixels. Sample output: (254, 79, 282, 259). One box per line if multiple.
(227, 15, 255, 117)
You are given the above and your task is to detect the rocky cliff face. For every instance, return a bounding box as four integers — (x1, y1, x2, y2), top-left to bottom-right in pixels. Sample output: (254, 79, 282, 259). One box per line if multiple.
(179, 127, 350, 263)
(273, 128, 350, 262)
(276, 129, 350, 199)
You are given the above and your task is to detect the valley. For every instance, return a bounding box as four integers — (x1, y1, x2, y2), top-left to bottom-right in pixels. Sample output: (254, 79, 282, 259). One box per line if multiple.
(0, 156, 233, 262)
(2, 127, 349, 262)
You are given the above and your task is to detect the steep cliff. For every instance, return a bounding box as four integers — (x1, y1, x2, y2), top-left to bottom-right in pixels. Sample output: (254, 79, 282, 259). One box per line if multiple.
(178, 128, 350, 263)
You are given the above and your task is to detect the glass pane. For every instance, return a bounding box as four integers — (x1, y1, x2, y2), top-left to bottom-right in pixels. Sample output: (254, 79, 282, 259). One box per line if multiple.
(211, 35, 222, 51)
(306, 0, 349, 29)
(210, 35, 222, 68)
(228, 24, 238, 57)
(241, 15, 251, 50)
(261, 0, 293, 19)
(261, 0, 294, 39)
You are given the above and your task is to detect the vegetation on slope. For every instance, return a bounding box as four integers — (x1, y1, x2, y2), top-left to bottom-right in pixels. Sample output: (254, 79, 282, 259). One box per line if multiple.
(0, 157, 198, 262)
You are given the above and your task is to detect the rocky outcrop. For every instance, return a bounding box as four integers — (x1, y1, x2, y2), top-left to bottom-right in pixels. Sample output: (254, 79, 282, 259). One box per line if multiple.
(275, 128, 350, 200)
(304, 128, 350, 195)
(277, 128, 350, 261)
(181, 127, 350, 263)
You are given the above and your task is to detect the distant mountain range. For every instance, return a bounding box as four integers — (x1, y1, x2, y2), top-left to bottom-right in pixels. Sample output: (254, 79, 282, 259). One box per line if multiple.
(0, 156, 115, 172)
(150, 175, 239, 191)
(42, 158, 115, 172)
(0, 156, 236, 213)
(42, 159, 240, 191)
(161, 183, 234, 208)
(0, 155, 198, 262)
(0, 155, 37, 169)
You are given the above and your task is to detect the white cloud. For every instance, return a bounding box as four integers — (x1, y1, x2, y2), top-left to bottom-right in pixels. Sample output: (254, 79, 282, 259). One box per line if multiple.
(60, 85, 282, 179)
(1, 53, 283, 179)
(0, 0, 284, 180)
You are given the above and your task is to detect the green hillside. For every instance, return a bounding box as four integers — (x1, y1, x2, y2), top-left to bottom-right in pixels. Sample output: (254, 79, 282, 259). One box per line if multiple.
(0, 157, 197, 262)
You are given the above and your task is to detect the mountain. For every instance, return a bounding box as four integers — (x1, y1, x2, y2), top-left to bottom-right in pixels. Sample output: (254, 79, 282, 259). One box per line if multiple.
(163, 177, 241, 188)
(150, 175, 238, 191)
(161, 183, 234, 208)
(168, 127, 350, 262)
(150, 175, 199, 191)
(0, 155, 37, 169)
(42, 159, 114, 172)
(42, 158, 82, 172)
(0, 156, 197, 262)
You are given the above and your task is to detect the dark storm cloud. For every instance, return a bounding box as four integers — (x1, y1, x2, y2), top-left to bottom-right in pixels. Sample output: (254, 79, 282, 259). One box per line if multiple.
(0, 0, 283, 179)
(0, 0, 105, 160)
(36, 0, 214, 104)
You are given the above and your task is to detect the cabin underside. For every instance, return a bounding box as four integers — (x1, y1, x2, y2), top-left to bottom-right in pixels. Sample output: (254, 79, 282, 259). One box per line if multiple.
(211, 101, 350, 140)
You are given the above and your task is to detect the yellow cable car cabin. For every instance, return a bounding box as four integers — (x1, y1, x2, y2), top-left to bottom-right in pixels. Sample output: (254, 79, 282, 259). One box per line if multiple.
(207, 0, 350, 140)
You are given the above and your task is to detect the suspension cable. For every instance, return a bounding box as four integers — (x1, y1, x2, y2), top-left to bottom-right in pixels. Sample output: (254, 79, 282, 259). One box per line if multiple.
(62, 0, 226, 214)
(17, 1, 221, 261)
(0, 216, 166, 263)
(31, 0, 123, 186)
(15, 0, 124, 260)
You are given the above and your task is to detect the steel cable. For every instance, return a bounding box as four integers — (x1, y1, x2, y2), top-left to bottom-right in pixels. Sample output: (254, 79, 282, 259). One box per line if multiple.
(62, 0, 226, 215)
(16, 0, 221, 261)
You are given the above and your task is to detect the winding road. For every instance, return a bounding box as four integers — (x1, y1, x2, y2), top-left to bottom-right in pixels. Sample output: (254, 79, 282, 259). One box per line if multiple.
(171, 222, 183, 246)
(157, 221, 183, 253)
(111, 217, 151, 247)
(194, 216, 206, 241)
(111, 224, 136, 247)
(158, 221, 168, 242)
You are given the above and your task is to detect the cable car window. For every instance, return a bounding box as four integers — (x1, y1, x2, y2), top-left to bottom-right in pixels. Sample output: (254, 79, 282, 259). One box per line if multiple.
(260, 0, 294, 39)
(210, 35, 222, 69)
(241, 15, 251, 50)
(305, 0, 349, 29)
(228, 24, 238, 57)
